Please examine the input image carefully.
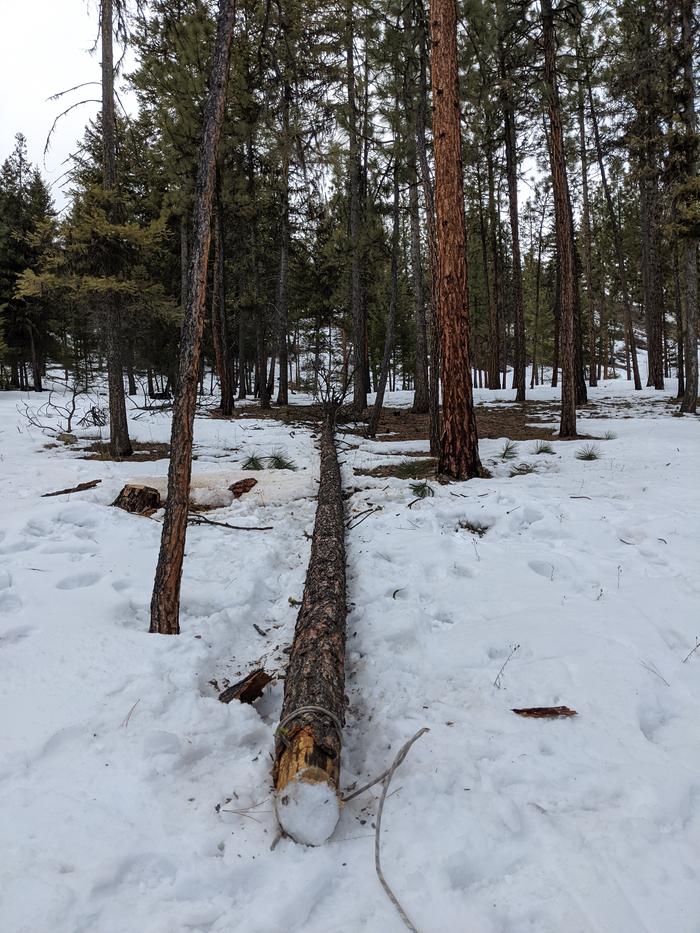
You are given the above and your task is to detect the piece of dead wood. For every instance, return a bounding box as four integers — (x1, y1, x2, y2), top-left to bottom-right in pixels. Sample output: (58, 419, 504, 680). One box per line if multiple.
(512, 706, 577, 718)
(219, 669, 272, 704)
(230, 477, 258, 498)
(42, 479, 102, 498)
(187, 513, 272, 531)
(112, 484, 162, 514)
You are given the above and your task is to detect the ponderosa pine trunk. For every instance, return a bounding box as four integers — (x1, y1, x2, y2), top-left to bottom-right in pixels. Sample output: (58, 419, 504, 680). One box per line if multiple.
(542, 0, 577, 437)
(347, 4, 366, 411)
(430, 0, 482, 479)
(102, 0, 132, 459)
(586, 72, 642, 391)
(416, 0, 441, 454)
(500, 42, 526, 401)
(402, 45, 429, 415)
(679, 0, 698, 413)
(576, 49, 597, 388)
(150, 0, 237, 636)
(275, 81, 291, 407)
(211, 183, 233, 415)
(367, 144, 400, 438)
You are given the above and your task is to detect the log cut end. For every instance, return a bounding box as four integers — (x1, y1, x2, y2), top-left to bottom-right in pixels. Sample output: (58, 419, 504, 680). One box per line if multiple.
(275, 767, 341, 846)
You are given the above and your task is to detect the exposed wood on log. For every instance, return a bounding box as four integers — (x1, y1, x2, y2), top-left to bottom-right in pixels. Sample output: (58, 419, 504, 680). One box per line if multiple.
(42, 479, 101, 497)
(229, 477, 258, 498)
(112, 484, 162, 514)
(219, 669, 272, 704)
(512, 706, 577, 718)
(273, 415, 346, 845)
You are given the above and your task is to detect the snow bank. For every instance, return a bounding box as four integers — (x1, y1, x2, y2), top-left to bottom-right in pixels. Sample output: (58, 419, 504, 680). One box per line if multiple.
(2, 378, 700, 932)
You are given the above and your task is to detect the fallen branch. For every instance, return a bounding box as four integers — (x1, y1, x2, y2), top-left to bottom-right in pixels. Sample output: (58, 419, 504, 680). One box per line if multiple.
(187, 513, 272, 532)
(512, 706, 577, 718)
(42, 479, 102, 498)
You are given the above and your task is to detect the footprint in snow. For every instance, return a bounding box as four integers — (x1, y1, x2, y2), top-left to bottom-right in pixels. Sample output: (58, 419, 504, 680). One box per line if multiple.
(56, 571, 102, 590)
(0, 625, 34, 645)
(0, 591, 23, 612)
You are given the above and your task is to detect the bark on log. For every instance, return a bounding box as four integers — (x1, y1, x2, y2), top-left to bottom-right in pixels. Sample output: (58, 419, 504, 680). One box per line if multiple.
(229, 477, 258, 498)
(219, 668, 271, 704)
(273, 415, 346, 845)
(112, 484, 162, 514)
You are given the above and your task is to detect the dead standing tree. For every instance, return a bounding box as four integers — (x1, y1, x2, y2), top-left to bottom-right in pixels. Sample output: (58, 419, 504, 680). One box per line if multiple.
(150, 0, 238, 635)
(273, 410, 347, 845)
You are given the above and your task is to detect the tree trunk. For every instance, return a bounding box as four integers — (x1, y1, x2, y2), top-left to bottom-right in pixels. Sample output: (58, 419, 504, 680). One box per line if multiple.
(430, 0, 482, 479)
(576, 53, 597, 388)
(679, 0, 698, 413)
(150, 0, 238, 636)
(276, 81, 291, 406)
(500, 43, 526, 401)
(211, 184, 233, 415)
(585, 71, 642, 390)
(367, 150, 400, 438)
(542, 0, 577, 437)
(347, 4, 366, 411)
(485, 139, 502, 390)
(102, 0, 132, 458)
(415, 0, 441, 454)
(273, 415, 346, 846)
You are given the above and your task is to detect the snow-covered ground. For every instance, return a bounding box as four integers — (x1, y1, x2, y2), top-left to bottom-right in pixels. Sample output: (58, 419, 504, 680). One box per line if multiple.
(1, 377, 699, 933)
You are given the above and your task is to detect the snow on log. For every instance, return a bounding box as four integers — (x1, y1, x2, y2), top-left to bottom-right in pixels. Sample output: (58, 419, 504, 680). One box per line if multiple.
(273, 415, 346, 846)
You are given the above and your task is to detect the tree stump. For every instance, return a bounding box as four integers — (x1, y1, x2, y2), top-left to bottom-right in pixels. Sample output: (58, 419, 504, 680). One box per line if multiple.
(112, 484, 162, 514)
(273, 415, 346, 845)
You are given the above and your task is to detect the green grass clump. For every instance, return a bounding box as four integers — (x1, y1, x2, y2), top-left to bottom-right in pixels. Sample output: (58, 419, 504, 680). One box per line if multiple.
(603, 431, 617, 440)
(509, 461, 537, 477)
(532, 440, 555, 455)
(576, 443, 601, 461)
(242, 453, 265, 470)
(409, 480, 434, 499)
(267, 449, 297, 470)
(499, 439, 519, 461)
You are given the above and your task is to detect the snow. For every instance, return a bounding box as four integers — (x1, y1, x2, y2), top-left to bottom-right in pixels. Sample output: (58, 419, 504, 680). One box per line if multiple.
(275, 774, 341, 847)
(1, 374, 700, 932)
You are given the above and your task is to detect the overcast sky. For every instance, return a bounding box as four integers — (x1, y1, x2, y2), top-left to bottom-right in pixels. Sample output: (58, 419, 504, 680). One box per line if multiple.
(0, 0, 135, 211)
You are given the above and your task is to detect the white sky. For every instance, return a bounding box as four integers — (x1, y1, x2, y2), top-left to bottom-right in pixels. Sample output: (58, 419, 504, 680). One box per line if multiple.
(0, 0, 134, 212)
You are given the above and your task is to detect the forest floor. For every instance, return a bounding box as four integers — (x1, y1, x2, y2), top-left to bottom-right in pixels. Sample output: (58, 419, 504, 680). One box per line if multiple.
(1, 373, 699, 933)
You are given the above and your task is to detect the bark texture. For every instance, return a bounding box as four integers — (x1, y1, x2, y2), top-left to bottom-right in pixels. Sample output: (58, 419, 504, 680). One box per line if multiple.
(586, 72, 642, 391)
(102, 0, 132, 459)
(112, 484, 162, 514)
(542, 0, 578, 438)
(150, 0, 237, 635)
(430, 0, 482, 480)
(273, 416, 346, 844)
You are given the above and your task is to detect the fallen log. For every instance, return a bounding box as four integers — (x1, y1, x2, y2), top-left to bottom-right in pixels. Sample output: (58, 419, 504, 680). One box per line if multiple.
(219, 668, 272, 704)
(273, 414, 346, 846)
(112, 484, 162, 514)
(42, 479, 102, 498)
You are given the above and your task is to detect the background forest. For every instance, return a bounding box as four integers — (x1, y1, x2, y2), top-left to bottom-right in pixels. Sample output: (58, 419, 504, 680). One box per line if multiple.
(1, 0, 697, 421)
